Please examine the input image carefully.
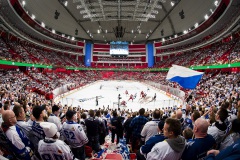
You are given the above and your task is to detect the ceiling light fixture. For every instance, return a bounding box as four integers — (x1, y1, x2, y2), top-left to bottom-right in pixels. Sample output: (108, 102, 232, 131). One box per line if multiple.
(194, 23, 199, 28)
(64, 1, 68, 7)
(204, 14, 209, 20)
(41, 22, 45, 27)
(31, 14, 35, 20)
(22, 0, 26, 7)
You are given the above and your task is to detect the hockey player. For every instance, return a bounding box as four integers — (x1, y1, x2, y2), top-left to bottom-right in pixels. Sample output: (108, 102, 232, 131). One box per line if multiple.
(142, 93, 147, 99)
(140, 91, 144, 98)
(38, 122, 74, 160)
(121, 100, 127, 106)
(134, 93, 137, 98)
(62, 110, 88, 160)
(1, 110, 33, 160)
(153, 93, 156, 101)
(125, 90, 129, 95)
(128, 94, 134, 102)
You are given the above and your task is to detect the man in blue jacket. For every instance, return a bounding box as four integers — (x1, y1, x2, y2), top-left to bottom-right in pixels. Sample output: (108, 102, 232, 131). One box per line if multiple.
(181, 118, 216, 160)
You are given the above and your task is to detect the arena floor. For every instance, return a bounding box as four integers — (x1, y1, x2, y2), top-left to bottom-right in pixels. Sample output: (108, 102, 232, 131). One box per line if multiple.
(60, 80, 181, 112)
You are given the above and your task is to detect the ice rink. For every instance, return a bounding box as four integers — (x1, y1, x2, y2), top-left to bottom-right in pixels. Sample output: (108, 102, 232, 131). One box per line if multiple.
(60, 80, 181, 112)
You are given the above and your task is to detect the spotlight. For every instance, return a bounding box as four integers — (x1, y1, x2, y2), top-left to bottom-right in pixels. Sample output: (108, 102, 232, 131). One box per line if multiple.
(54, 10, 60, 19)
(75, 29, 78, 35)
(161, 29, 164, 36)
(179, 10, 185, 19)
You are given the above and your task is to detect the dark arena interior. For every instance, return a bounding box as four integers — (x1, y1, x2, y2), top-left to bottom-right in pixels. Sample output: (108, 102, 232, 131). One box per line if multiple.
(0, 0, 240, 159)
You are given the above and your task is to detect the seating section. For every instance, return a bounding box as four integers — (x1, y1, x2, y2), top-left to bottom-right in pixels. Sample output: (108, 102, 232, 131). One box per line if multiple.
(155, 37, 240, 68)
(0, 35, 239, 69)
(0, 36, 85, 67)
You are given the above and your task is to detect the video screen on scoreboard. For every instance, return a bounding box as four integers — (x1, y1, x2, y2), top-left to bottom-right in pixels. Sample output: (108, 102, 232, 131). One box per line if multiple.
(110, 41, 129, 56)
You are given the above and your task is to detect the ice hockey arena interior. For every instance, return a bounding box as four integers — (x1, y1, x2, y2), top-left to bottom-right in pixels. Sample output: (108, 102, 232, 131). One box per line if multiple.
(0, 0, 240, 160)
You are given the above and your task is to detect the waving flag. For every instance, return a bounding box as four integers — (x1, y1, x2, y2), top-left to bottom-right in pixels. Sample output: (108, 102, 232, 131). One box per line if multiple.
(166, 65, 204, 89)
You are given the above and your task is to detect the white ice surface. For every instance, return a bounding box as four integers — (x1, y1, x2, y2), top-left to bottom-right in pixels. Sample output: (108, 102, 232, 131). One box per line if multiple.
(60, 80, 181, 112)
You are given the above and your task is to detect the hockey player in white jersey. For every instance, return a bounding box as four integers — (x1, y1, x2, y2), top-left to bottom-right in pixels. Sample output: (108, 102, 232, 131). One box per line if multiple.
(38, 122, 74, 160)
(62, 110, 88, 160)
(48, 105, 62, 131)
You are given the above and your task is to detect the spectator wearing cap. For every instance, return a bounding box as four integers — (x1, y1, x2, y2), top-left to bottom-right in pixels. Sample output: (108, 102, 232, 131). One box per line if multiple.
(147, 118, 186, 160)
(13, 105, 32, 139)
(62, 110, 88, 160)
(181, 118, 216, 160)
(130, 108, 148, 152)
(31, 105, 47, 158)
(141, 109, 161, 143)
(1, 110, 33, 160)
(38, 122, 74, 160)
(48, 105, 62, 131)
(137, 120, 166, 160)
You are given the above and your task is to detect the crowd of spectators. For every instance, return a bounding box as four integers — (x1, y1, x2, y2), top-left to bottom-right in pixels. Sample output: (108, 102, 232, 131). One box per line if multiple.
(0, 34, 239, 70)
(0, 66, 239, 159)
(0, 37, 85, 67)
(155, 37, 240, 68)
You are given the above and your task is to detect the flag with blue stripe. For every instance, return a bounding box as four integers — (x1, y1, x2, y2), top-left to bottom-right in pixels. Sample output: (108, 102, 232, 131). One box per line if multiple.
(166, 65, 204, 89)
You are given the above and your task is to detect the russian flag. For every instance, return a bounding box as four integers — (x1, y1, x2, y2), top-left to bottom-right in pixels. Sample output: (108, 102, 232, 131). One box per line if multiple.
(166, 65, 204, 89)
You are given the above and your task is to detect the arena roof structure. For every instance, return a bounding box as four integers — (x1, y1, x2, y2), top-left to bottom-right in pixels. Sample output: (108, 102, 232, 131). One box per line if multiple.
(0, 0, 239, 49)
(5, 0, 237, 44)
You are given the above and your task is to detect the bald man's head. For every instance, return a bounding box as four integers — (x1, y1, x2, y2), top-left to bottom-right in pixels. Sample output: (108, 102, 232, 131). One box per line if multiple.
(2, 110, 17, 126)
(176, 109, 182, 119)
(194, 118, 209, 134)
